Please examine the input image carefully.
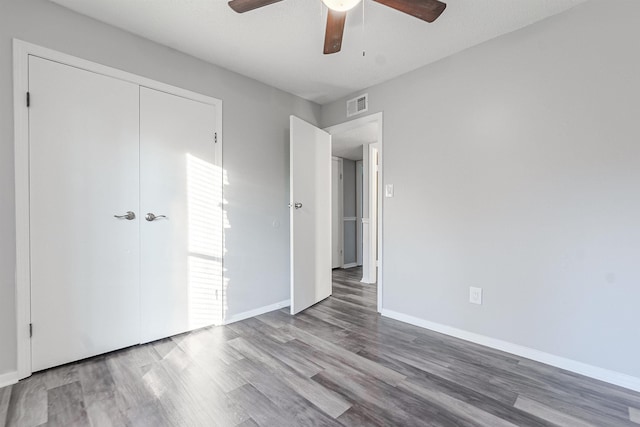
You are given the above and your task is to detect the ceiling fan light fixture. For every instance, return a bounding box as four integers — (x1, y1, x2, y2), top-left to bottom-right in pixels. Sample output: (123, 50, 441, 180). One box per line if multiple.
(322, 0, 361, 12)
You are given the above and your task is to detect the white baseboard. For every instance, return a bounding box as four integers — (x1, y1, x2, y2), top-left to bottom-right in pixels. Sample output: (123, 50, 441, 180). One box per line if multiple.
(381, 309, 640, 393)
(342, 263, 358, 269)
(224, 299, 290, 325)
(0, 370, 19, 388)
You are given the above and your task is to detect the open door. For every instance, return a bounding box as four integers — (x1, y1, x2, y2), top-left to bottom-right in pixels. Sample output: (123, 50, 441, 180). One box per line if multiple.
(290, 116, 332, 314)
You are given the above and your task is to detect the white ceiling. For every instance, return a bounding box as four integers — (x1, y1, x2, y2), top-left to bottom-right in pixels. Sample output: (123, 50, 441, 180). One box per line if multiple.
(332, 122, 378, 160)
(50, 0, 586, 104)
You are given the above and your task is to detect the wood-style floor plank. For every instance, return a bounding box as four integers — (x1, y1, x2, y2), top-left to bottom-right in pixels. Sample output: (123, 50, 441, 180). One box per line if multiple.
(0, 384, 12, 426)
(5, 376, 47, 426)
(230, 357, 343, 426)
(227, 336, 351, 418)
(124, 399, 173, 427)
(1, 266, 639, 426)
(46, 382, 90, 426)
(227, 384, 295, 427)
(398, 380, 519, 427)
(514, 395, 597, 427)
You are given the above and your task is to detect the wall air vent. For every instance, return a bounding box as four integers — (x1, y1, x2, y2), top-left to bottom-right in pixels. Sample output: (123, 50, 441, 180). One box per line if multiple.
(346, 93, 368, 117)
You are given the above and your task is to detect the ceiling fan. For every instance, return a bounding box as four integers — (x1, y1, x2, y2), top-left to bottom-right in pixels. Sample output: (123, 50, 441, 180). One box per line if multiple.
(227, 0, 447, 54)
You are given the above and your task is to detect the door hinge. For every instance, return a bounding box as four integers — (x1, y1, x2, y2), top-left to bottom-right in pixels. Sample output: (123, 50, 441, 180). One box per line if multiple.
(29, 323, 33, 338)
(214, 132, 218, 143)
(26, 92, 30, 108)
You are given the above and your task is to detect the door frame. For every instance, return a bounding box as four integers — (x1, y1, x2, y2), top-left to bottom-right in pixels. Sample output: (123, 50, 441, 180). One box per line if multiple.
(13, 39, 223, 380)
(324, 112, 383, 312)
(331, 156, 344, 268)
(355, 159, 363, 267)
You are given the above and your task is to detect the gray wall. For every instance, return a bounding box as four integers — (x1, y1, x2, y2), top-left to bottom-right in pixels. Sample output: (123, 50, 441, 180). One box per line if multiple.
(0, 0, 320, 377)
(322, 0, 640, 378)
(342, 159, 357, 265)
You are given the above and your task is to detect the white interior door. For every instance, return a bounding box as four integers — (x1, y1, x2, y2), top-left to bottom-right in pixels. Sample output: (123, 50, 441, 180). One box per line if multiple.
(290, 116, 332, 315)
(331, 158, 342, 268)
(140, 87, 222, 343)
(29, 56, 141, 371)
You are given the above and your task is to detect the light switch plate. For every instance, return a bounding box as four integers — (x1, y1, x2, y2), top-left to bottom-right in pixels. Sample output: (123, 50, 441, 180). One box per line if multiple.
(469, 287, 483, 305)
(385, 184, 394, 198)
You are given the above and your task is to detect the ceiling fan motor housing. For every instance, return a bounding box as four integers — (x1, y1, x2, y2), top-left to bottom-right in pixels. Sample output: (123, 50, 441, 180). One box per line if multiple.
(322, 0, 362, 12)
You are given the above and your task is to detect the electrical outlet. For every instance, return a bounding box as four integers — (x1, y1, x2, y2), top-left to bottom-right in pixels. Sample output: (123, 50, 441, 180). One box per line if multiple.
(469, 287, 483, 305)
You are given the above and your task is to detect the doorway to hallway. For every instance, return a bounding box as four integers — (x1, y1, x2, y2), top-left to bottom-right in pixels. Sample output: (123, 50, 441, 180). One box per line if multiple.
(325, 113, 383, 312)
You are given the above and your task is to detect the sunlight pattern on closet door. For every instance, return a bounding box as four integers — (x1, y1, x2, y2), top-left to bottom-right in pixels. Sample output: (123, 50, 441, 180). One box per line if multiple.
(186, 153, 224, 329)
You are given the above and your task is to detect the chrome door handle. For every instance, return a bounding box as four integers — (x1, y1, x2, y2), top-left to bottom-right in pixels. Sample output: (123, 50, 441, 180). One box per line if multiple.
(294, 202, 302, 209)
(145, 213, 167, 222)
(114, 211, 136, 220)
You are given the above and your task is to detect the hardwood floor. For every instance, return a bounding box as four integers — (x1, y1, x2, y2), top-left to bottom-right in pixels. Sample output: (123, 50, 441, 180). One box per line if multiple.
(1, 267, 639, 426)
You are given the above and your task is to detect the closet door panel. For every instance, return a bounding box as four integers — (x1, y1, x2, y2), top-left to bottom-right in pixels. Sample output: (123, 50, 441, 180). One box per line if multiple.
(29, 56, 141, 371)
(140, 87, 222, 343)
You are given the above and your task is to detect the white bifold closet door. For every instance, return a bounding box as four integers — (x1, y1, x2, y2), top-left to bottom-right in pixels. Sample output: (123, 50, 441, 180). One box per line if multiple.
(140, 87, 221, 343)
(29, 57, 222, 372)
(29, 56, 141, 371)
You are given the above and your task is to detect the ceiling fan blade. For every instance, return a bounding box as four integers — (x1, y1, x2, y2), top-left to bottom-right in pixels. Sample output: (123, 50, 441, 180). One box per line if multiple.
(373, 0, 446, 23)
(324, 9, 347, 54)
(228, 0, 283, 13)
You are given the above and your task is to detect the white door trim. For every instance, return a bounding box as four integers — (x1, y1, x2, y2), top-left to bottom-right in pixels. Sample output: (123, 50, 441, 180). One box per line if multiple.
(367, 143, 379, 289)
(355, 160, 363, 266)
(13, 39, 223, 381)
(331, 156, 344, 268)
(324, 112, 383, 313)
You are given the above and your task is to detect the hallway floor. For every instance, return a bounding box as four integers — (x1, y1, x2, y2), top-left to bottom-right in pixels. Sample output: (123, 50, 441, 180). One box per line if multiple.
(1, 267, 639, 426)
